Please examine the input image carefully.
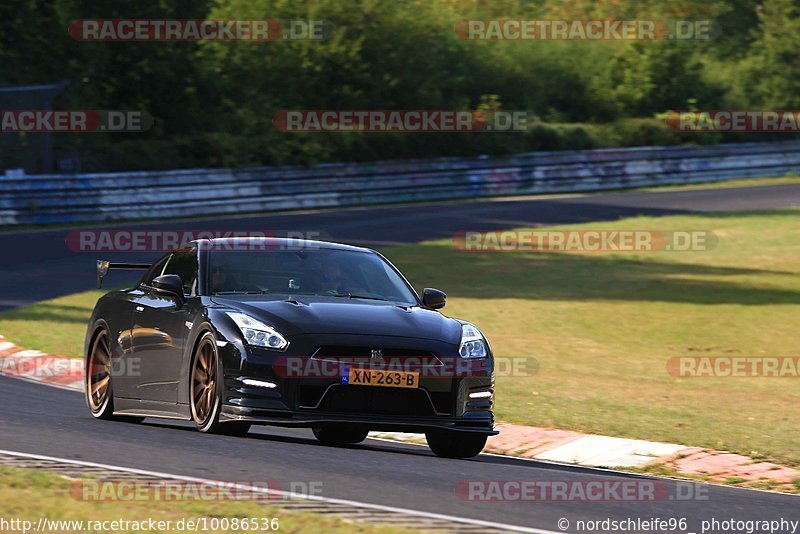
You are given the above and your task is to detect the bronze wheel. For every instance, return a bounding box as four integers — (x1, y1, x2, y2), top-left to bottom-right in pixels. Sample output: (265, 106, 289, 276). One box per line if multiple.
(191, 335, 218, 427)
(87, 330, 112, 415)
(85, 327, 142, 423)
(190, 332, 250, 435)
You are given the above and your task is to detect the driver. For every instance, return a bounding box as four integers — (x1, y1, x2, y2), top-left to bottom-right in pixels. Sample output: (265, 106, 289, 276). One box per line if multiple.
(320, 260, 363, 295)
(210, 260, 249, 293)
(210, 266, 232, 293)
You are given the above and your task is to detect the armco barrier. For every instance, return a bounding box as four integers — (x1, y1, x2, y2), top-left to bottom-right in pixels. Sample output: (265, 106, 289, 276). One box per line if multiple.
(1, 141, 799, 225)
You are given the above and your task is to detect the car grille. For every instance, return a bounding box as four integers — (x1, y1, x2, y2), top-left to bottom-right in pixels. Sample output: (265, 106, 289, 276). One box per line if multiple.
(311, 346, 441, 365)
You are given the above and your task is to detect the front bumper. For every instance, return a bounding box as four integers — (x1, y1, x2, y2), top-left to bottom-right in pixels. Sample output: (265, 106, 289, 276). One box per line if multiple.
(220, 405, 497, 435)
(216, 333, 497, 435)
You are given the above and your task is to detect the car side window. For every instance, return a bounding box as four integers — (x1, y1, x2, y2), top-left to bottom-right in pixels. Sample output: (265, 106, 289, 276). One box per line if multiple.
(141, 254, 170, 287)
(162, 249, 198, 295)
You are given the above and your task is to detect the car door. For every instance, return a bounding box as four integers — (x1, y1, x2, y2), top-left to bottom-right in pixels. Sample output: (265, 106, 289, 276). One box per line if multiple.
(112, 254, 170, 400)
(130, 248, 198, 404)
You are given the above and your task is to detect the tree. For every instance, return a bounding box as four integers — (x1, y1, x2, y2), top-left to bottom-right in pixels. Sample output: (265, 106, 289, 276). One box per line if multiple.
(739, 0, 800, 108)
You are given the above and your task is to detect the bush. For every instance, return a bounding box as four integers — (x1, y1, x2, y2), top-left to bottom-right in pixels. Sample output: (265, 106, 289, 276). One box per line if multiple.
(61, 118, 796, 173)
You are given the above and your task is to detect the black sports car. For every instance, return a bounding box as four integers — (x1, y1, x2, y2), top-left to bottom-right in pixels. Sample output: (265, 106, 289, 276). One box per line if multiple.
(86, 237, 496, 458)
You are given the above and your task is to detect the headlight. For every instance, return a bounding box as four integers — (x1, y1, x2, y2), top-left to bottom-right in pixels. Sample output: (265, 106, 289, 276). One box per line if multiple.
(226, 312, 289, 350)
(459, 323, 487, 358)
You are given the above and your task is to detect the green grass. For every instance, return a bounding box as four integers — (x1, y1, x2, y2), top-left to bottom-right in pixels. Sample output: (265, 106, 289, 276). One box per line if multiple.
(724, 477, 747, 485)
(388, 209, 800, 466)
(0, 291, 104, 357)
(0, 466, 410, 533)
(638, 174, 800, 192)
(2, 209, 800, 466)
(624, 464, 798, 493)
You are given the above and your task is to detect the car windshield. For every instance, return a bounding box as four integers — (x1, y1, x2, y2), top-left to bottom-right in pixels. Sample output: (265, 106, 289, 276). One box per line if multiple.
(208, 247, 418, 305)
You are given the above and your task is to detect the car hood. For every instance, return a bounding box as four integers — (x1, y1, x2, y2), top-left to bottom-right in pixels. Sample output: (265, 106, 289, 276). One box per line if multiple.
(211, 296, 463, 342)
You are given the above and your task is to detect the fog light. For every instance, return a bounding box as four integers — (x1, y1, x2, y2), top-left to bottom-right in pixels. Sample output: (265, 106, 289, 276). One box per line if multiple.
(469, 390, 493, 399)
(242, 378, 278, 389)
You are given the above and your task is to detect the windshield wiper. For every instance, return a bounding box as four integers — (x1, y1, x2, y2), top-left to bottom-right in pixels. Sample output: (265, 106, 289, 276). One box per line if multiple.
(331, 292, 390, 302)
(213, 291, 267, 295)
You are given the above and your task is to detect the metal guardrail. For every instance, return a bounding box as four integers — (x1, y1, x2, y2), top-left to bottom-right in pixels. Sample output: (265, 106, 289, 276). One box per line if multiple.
(1, 141, 799, 225)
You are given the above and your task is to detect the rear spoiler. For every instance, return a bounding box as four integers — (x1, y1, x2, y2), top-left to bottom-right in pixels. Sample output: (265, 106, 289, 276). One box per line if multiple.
(97, 260, 151, 289)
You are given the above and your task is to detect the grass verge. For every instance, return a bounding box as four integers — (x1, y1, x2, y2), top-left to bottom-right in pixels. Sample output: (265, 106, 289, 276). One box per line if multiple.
(0, 291, 104, 357)
(0, 466, 409, 533)
(637, 174, 800, 192)
(390, 209, 800, 466)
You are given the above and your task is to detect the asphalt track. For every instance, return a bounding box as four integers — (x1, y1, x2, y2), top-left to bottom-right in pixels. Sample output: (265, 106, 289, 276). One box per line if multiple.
(1, 182, 800, 311)
(1, 377, 798, 533)
(1, 183, 800, 532)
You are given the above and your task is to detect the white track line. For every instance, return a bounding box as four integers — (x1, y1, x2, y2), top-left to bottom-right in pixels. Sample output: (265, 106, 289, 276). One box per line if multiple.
(0, 448, 564, 534)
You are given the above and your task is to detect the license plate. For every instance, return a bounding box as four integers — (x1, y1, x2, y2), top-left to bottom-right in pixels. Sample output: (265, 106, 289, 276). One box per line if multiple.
(342, 368, 420, 388)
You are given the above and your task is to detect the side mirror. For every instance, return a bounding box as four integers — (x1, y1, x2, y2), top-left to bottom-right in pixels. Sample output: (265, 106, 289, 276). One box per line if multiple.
(422, 288, 446, 309)
(152, 274, 185, 303)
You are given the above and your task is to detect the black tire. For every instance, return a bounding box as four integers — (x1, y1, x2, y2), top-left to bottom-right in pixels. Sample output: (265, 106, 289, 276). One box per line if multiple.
(425, 430, 487, 459)
(86, 329, 143, 423)
(312, 426, 369, 446)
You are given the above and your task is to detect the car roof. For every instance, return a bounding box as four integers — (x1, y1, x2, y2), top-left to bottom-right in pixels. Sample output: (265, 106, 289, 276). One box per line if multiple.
(192, 237, 375, 254)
